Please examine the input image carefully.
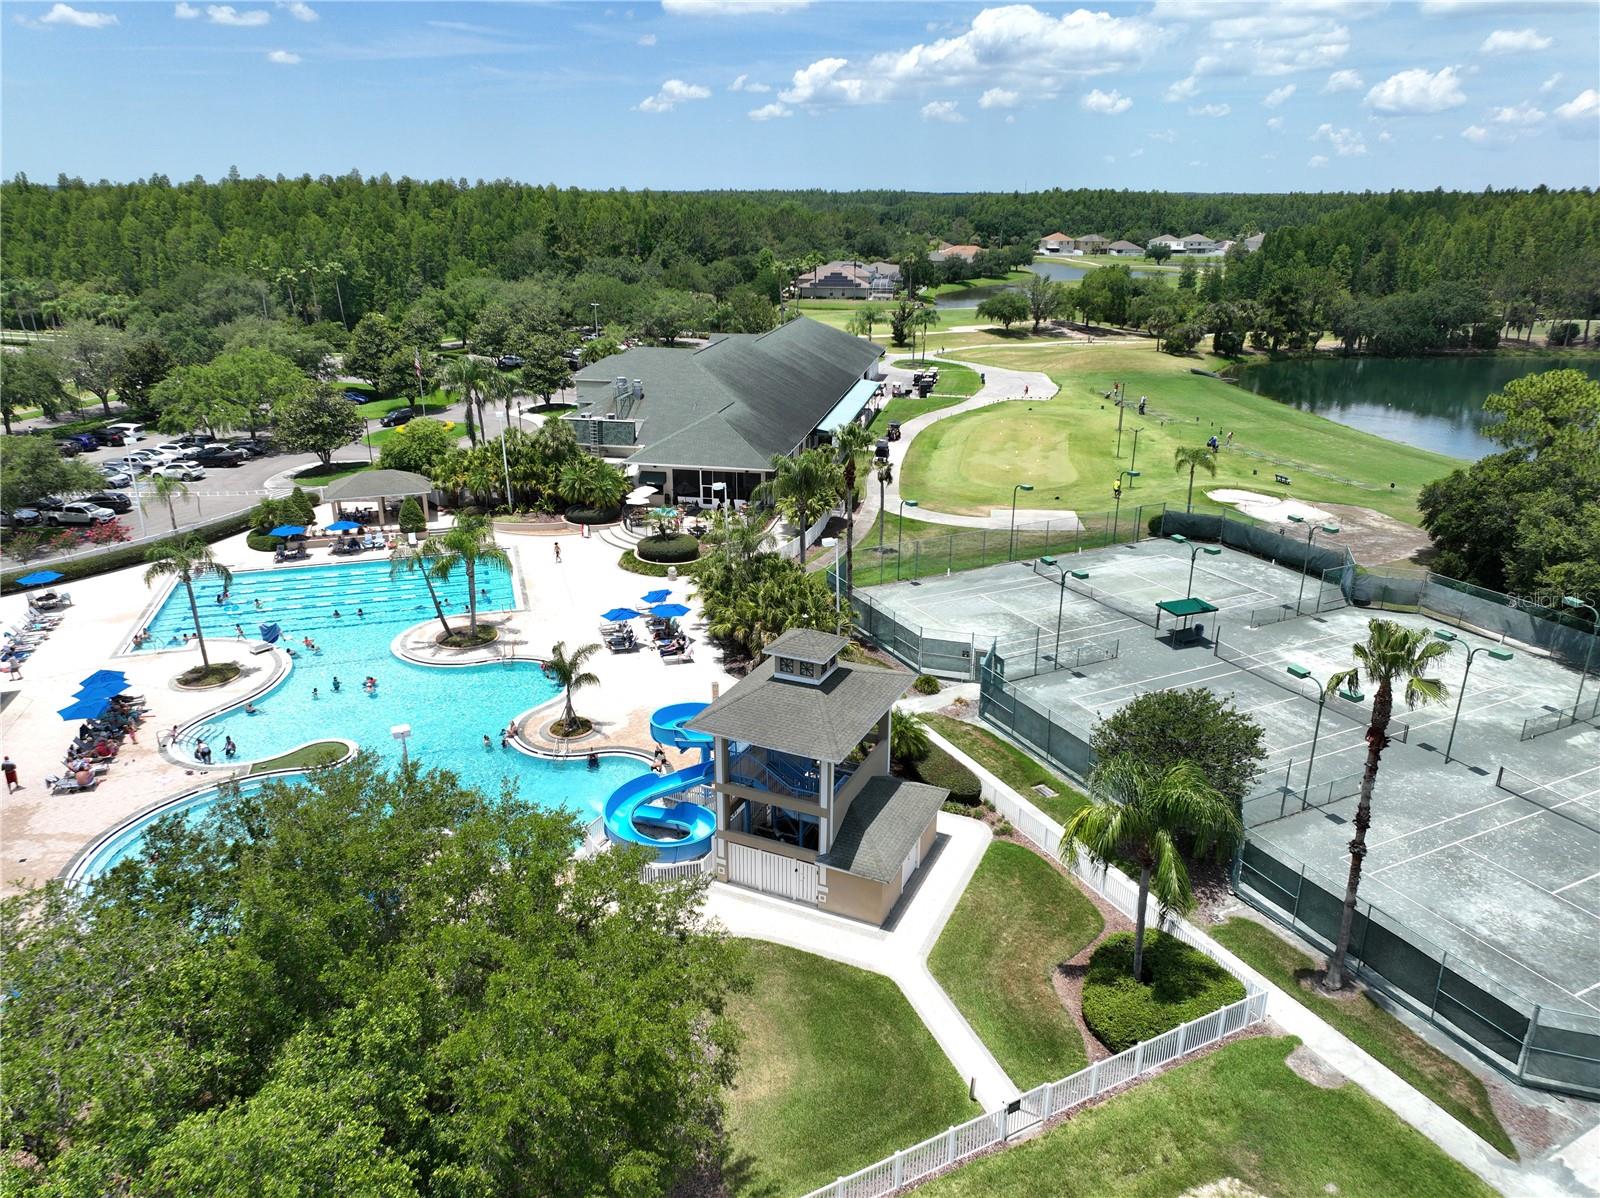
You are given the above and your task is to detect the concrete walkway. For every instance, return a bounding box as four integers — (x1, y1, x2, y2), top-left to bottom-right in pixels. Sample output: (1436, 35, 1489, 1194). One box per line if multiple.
(702, 811, 1019, 1109)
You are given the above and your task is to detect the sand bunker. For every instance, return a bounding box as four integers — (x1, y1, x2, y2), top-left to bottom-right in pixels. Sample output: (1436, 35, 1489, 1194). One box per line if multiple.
(1207, 489, 1335, 525)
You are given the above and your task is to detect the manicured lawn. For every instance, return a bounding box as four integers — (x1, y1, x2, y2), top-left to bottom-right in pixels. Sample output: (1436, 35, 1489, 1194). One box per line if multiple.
(923, 271, 1034, 299)
(929, 842, 1102, 1088)
(249, 740, 348, 774)
(1210, 918, 1516, 1158)
(916, 342, 1462, 524)
(293, 461, 374, 486)
(911, 1036, 1499, 1198)
(921, 713, 1086, 826)
(866, 394, 968, 438)
(353, 391, 454, 419)
(890, 358, 983, 397)
(727, 942, 978, 1196)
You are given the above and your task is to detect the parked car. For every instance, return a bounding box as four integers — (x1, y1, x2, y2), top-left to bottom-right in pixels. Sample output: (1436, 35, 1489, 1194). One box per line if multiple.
(48, 501, 116, 526)
(30, 496, 67, 516)
(497, 354, 524, 369)
(190, 445, 246, 467)
(343, 389, 369, 404)
(176, 434, 211, 448)
(62, 433, 100, 452)
(106, 422, 145, 441)
(152, 442, 190, 457)
(56, 439, 84, 457)
(9, 508, 42, 527)
(379, 407, 418, 428)
(150, 461, 206, 481)
(83, 491, 133, 513)
(229, 437, 274, 457)
(99, 469, 134, 489)
(87, 429, 126, 448)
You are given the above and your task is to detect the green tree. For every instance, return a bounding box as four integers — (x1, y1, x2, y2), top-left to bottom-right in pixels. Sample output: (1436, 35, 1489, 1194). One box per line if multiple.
(55, 320, 129, 416)
(753, 448, 844, 560)
(845, 301, 884, 340)
(144, 472, 191, 531)
(976, 290, 1029, 330)
(1060, 757, 1242, 980)
(397, 496, 426, 535)
(518, 335, 573, 407)
(143, 535, 233, 669)
(890, 709, 930, 764)
(558, 454, 628, 512)
(911, 305, 942, 360)
(149, 364, 248, 438)
(1145, 243, 1174, 264)
(209, 346, 319, 435)
(345, 313, 402, 391)
(888, 298, 918, 346)
(1172, 444, 1217, 514)
(0, 435, 103, 510)
(1090, 689, 1266, 814)
(273, 386, 366, 467)
(108, 337, 172, 417)
(442, 355, 488, 447)
(546, 640, 602, 734)
(1025, 272, 1066, 331)
(422, 514, 510, 636)
(378, 418, 459, 478)
(1322, 621, 1451, 991)
(220, 317, 335, 377)
(833, 421, 875, 588)
(0, 350, 67, 433)
(1178, 259, 1199, 291)
(389, 540, 452, 637)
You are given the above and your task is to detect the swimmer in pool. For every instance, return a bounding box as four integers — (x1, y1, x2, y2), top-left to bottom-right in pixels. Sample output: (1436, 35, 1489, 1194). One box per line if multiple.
(332, 676, 341, 692)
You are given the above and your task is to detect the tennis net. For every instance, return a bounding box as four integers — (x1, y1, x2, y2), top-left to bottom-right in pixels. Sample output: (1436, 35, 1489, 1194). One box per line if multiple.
(1213, 629, 1410, 742)
(1494, 767, 1600, 836)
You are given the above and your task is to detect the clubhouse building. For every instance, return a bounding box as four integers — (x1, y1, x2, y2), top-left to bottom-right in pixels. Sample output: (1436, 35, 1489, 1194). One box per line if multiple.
(567, 317, 884, 507)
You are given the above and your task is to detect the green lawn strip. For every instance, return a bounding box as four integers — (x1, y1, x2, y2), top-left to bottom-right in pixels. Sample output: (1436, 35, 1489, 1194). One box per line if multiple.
(293, 461, 374, 486)
(1210, 918, 1516, 1158)
(922, 271, 1035, 299)
(930, 342, 1459, 524)
(912, 1036, 1497, 1198)
(728, 942, 978, 1196)
(249, 741, 348, 774)
(889, 358, 982, 397)
(929, 842, 1101, 1088)
(866, 394, 968, 438)
(921, 714, 1086, 826)
(353, 390, 453, 419)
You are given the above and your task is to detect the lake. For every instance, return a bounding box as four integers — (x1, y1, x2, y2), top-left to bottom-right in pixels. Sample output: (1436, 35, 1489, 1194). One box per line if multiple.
(1230, 355, 1600, 460)
(929, 259, 1163, 308)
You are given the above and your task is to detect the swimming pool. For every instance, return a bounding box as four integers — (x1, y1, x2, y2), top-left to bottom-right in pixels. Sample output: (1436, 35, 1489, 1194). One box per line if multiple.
(136, 559, 650, 821)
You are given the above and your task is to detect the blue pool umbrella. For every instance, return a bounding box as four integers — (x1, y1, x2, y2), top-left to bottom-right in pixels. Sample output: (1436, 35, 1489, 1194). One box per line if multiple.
(75, 680, 126, 700)
(601, 607, 641, 622)
(641, 589, 671, 604)
(326, 519, 360, 532)
(650, 603, 690, 619)
(78, 669, 128, 691)
(269, 524, 307, 538)
(17, 570, 63, 587)
(58, 695, 111, 722)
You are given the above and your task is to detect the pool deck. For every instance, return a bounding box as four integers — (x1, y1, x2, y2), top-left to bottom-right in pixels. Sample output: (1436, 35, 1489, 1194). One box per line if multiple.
(0, 509, 737, 893)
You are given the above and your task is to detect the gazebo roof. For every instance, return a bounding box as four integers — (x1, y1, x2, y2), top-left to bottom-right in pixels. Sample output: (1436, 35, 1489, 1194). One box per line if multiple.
(320, 469, 433, 502)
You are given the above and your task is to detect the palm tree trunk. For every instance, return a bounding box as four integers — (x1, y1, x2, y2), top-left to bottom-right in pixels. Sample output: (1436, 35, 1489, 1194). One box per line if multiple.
(564, 688, 576, 729)
(466, 559, 478, 634)
(1326, 686, 1393, 990)
(1187, 465, 1196, 513)
(421, 568, 451, 636)
(184, 576, 210, 669)
(1133, 863, 1152, 980)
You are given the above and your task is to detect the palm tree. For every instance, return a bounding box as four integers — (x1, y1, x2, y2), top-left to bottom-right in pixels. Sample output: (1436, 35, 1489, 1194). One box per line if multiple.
(546, 640, 601, 734)
(482, 369, 517, 434)
(143, 472, 191, 531)
(389, 541, 453, 638)
(421, 514, 510, 637)
(1060, 756, 1242, 981)
(911, 305, 941, 362)
(890, 709, 930, 765)
(754, 448, 843, 561)
(442, 357, 487, 447)
(559, 454, 628, 512)
(834, 422, 875, 589)
(1173, 444, 1217, 514)
(1322, 620, 1451, 990)
(143, 535, 232, 670)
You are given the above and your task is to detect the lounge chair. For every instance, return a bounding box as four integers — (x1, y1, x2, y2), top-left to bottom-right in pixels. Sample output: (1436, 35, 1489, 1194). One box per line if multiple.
(46, 773, 99, 795)
(32, 592, 72, 611)
(662, 649, 694, 665)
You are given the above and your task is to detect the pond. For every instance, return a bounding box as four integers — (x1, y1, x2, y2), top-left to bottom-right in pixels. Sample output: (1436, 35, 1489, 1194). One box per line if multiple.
(1229, 354, 1600, 460)
(928, 260, 1163, 308)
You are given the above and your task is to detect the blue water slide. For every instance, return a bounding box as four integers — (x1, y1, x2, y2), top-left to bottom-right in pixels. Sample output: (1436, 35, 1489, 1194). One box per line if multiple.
(603, 760, 716, 863)
(650, 701, 713, 759)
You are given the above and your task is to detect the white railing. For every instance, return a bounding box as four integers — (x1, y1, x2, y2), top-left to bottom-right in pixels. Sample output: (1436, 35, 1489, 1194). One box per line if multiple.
(640, 855, 713, 884)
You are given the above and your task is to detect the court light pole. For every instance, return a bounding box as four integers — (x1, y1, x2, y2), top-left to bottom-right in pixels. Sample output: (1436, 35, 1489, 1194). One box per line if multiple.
(1433, 630, 1513, 764)
(1287, 514, 1341, 616)
(391, 723, 412, 767)
(1036, 556, 1089, 664)
(1130, 426, 1146, 473)
(1170, 533, 1222, 598)
(1286, 665, 1364, 798)
(896, 498, 918, 580)
(589, 302, 600, 336)
(1563, 596, 1599, 719)
(1112, 469, 1140, 545)
(1008, 483, 1034, 561)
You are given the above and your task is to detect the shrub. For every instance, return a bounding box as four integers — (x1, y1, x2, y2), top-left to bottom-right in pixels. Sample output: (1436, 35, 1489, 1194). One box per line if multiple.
(618, 551, 707, 577)
(908, 743, 981, 804)
(246, 533, 282, 553)
(286, 486, 317, 525)
(913, 674, 941, 695)
(636, 533, 700, 564)
(564, 505, 621, 526)
(1147, 512, 1167, 537)
(1081, 931, 1246, 1054)
(398, 496, 425, 536)
(1, 510, 255, 595)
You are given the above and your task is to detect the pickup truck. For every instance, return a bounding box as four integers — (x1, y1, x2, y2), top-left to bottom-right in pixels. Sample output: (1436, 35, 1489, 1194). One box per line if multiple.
(189, 445, 247, 467)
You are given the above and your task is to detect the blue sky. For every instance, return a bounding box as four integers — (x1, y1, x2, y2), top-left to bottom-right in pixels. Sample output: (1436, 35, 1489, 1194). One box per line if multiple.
(4, 1, 1597, 191)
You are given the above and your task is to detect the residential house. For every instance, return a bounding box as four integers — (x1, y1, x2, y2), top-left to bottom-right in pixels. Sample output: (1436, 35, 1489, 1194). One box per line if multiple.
(1242, 233, 1266, 253)
(1106, 239, 1144, 256)
(1072, 233, 1111, 253)
(930, 241, 982, 263)
(1038, 231, 1074, 254)
(794, 260, 902, 300)
(687, 629, 944, 924)
(568, 317, 884, 507)
(1148, 233, 1185, 253)
(1180, 232, 1220, 254)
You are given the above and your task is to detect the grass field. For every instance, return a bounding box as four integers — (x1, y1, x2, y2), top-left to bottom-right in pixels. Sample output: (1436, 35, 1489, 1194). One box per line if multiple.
(929, 842, 1102, 1088)
(249, 741, 348, 774)
(922, 713, 1086, 826)
(292, 460, 374, 486)
(904, 342, 1462, 524)
(923, 270, 1035, 299)
(909, 1036, 1498, 1198)
(866, 394, 966, 438)
(728, 942, 978, 1196)
(889, 358, 982, 397)
(1210, 918, 1515, 1157)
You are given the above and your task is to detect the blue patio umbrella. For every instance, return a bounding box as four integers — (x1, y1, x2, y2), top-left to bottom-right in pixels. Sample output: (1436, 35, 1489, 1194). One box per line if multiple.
(650, 603, 690, 619)
(641, 589, 671, 604)
(326, 519, 360, 532)
(17, 570, 63, 587)
(58, 695, 111, 722)
(75, 680, 127, 700)
(601, 607, 641, 622)
(269, 524, 307, 538)
(78, 669, 129, 691)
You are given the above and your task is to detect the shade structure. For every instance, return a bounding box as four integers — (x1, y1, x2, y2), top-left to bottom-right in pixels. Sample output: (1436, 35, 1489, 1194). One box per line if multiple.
(650, 603, 690, 619)
(75, 680, 126, 700)
(78, 669, 128, 691)
(58, 695, 111, 722)
(625, 486, 662, 506)
(17, 571, 64, 586)
(269, 524, 307, 538)
(601, 607, 641, 622)
(640, 589, 671, 604)
(325, 519, 361, 532)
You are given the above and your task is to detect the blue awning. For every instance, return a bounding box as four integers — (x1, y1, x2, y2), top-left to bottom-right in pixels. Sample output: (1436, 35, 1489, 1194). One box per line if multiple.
(817, 377, 881, 436)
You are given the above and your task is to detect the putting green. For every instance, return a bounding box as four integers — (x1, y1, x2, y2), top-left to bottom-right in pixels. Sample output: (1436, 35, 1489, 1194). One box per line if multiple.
(911, 404, 1080, 508)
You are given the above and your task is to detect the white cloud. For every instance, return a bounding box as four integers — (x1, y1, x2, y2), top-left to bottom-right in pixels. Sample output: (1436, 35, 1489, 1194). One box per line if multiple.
(205, 5, 270, 27)
(1378, 129, 1393, 143)
(1081, 88, 1132, 115)
(1478, 28, 1551, 54)
(1323, 69, 1363, 93)
(1313, 122, 1367, 155)
(662, 0, 807, 13)
(779, 6, 1158, 108)
(1103, 153, 1116, 163)
(1554, 88, 1599, 137)
(1164, 75, 1199, 102)
(1490, 101, 1544, 126)
(1263, 83, 1295, 107)
(266, 48, 299, 64)
(636, 78, 711, 112)
(1130, 146, 1144, 157)
(1540, 73, 1562, 94)
(1460, 124, 1490, 143)
(1266, 116, 1284, 131)
(1188, 102, 1231, 117)
(38, 3, 118, 27)
(730, 73, 770, 93)
(1307, 154, 1329, 167)
(637, 32, 656, 45)
(174, 2, 199, 17)
(280, 1, 316, 20)
(1364, 66, 1465, 115)
(979, 87, 1020, 109)
(1152, 2, 1360, 79)
(747, 101, 792, 120)
(920, 99, 964, 123)
(1148, 128, 1177, 143)
(1004, 113, 1015, 124)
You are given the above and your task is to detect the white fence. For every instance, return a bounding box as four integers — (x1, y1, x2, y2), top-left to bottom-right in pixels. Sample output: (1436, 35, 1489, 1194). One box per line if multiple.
(640, 855, 713, 884)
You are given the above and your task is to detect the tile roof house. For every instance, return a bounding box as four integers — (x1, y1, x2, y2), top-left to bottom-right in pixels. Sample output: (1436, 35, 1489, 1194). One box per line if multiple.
(1038, 231, 1074, 253)
(1148, 234, 1184, 252)
(568, 316, 884, 507)
(1106, 239, 1144, 256)
(1181, 233, 1219, 253)
(795, 259, 901, 300)
(929, 242, 982, 263)
(1073, 233, 1111, 252)
(687, 629, 943, 924)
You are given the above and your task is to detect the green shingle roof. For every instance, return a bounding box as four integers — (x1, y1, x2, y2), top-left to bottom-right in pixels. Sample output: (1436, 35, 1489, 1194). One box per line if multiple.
(819, 776, 945, 884)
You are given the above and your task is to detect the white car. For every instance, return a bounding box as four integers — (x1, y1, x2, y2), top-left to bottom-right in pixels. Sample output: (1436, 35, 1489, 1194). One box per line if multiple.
(48, 501, 117, 526)
(150, 461, 206, 481)
(100, 469, 134, 488)
(152, 442, 190, 456)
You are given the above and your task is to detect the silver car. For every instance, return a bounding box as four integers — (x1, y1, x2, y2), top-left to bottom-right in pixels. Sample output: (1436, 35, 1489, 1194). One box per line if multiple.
(49, 501, 117, 526)
(150, 461, 206, 481)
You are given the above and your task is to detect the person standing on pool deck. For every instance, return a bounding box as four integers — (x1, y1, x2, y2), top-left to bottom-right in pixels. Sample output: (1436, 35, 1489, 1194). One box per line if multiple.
(553, 542, 561, 563)
(3, 756, 19, 793)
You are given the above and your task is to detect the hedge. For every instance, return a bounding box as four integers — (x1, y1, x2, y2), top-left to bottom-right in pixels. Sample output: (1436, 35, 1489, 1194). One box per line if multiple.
(909, 743, 981, 804)
(913, 674, 941, 695)
(246, 533, 283, 553)
(635, 533, 701, 564)
(619, 550, 707, 578)
(0, 509, 256, 595)
(1081, 931, 1246, 1054)
(563, 505, 621, 526)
